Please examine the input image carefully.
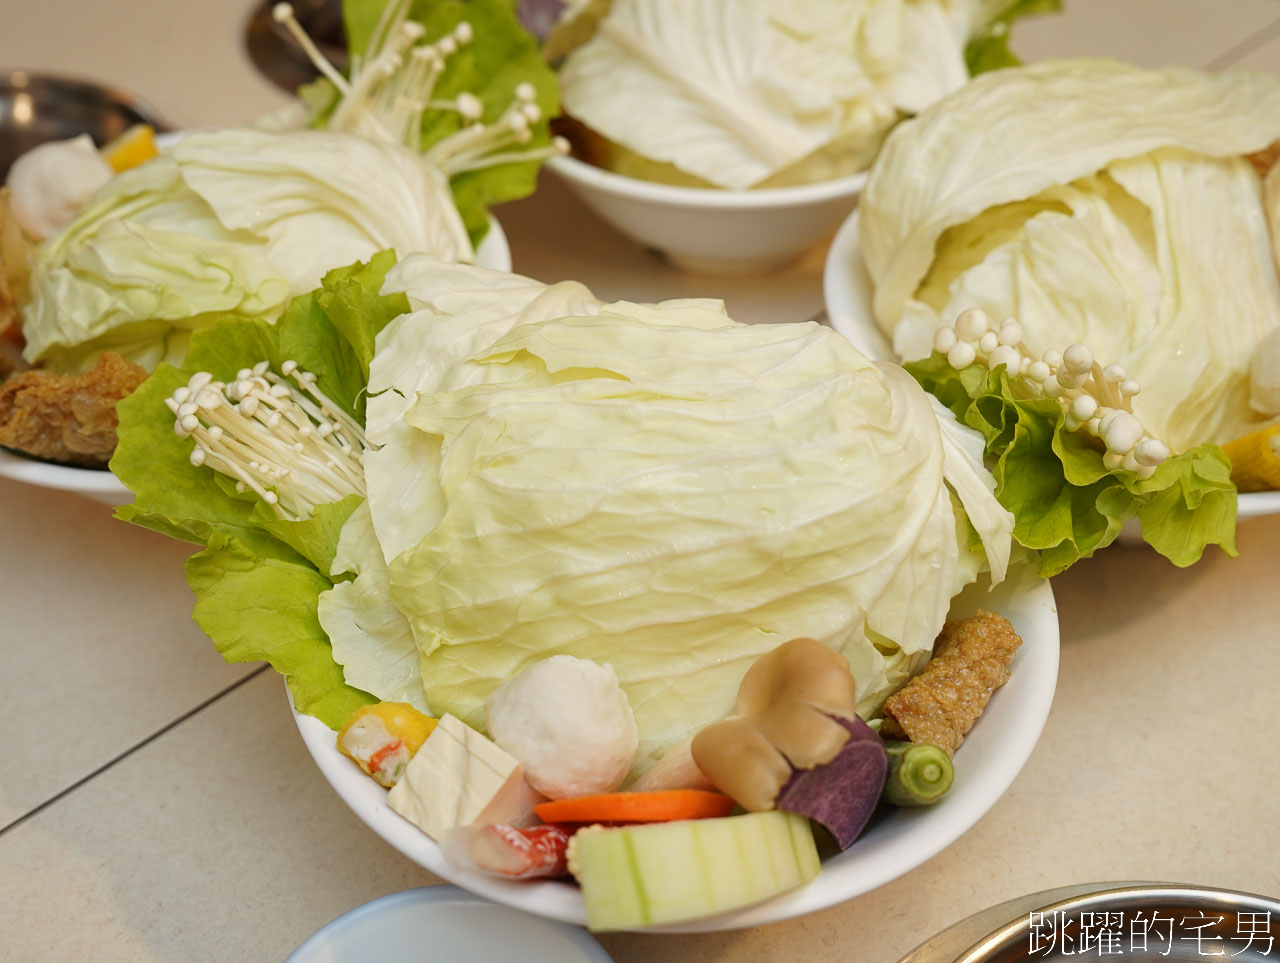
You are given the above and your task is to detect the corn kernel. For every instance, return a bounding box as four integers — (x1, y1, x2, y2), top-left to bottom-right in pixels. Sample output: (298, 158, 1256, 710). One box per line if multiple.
(102, 124, 158, 172)
(1222, 424, 1280, 493)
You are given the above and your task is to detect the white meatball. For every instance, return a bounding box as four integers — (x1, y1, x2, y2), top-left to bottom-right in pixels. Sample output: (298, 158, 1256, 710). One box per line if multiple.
(485, 655, 638, 799)
(7, 135, 114, 241)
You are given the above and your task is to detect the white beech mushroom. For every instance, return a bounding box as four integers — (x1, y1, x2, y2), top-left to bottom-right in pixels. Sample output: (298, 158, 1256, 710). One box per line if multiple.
(932, 307, 1171, 478)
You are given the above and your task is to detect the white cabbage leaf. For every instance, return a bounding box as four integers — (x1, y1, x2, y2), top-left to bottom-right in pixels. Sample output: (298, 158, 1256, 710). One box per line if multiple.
(23, 128, 471, 371)
(859, 60, 1280, 450)
(318, 500, 430, 713)
(881, 0, 972, 114)
(366, 257, 606, 563)
(351, 283, 1010, 773)
(558, 0, 976, 190)
(860, 59, 1280, 334)
(1268, 161, 1280, 280)
(918, 378, 1011, 583)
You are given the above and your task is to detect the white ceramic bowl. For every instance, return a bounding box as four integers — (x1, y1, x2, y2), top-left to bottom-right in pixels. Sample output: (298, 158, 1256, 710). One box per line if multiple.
(546, 153, 865, 276)
(0, 220, 512, 507)
(285, 886, 613, 963)
(293, 562, 1058, 934)
(822, 209, 1280, 525)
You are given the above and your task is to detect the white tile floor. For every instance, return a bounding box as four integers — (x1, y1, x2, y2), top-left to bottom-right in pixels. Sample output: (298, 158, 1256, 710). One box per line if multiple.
(3, 2, 1280, 961)
(0, 483, 256, 828)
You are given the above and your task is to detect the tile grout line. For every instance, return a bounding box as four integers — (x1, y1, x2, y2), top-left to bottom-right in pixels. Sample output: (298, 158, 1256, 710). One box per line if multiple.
(0, 664, 270, 838)
(1205, 14, 1280, 69)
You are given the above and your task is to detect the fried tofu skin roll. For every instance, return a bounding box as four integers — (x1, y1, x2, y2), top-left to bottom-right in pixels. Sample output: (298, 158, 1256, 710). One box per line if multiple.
(0, 352, 145, 467)
(880, 610, 1022, 755)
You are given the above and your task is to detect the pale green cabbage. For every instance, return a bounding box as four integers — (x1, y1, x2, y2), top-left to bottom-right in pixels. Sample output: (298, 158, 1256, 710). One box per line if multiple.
(558, 0, 982, 190)
(23, 128, 471, 371)
(319, 501, 430, 714)
(859, 59, 1280, 450)
(323, 257, 1013, 773)
(365, 258, 607, 563)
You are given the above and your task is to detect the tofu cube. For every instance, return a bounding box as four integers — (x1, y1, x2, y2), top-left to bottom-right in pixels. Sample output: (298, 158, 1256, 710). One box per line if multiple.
(387, 713, 545, 840)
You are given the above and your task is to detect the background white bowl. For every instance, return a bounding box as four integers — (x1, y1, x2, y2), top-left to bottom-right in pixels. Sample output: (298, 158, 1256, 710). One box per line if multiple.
(285, 886, 612, 963)
(547, 153, 865, 276)
(0, 219, 512, 506)
(822, 209, 1280, 525)
(293, 562, 1059, 934)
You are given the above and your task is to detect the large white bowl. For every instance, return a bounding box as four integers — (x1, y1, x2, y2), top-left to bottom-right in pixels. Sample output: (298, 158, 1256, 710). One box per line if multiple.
(547, 153, 865, 276)
(0, 220, 512, 507)
(822, 209, 1280, 525)
(293, 561, 1059, 933)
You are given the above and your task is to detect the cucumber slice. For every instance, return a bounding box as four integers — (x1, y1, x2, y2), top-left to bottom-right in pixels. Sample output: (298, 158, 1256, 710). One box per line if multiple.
(570, 811, 820, 931)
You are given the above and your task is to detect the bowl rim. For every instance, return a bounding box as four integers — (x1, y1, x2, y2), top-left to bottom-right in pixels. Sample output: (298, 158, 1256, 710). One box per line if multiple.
(292, 563, 1059, 934)
(546, 152, 868, 210)
(821, 206, 1280, 523)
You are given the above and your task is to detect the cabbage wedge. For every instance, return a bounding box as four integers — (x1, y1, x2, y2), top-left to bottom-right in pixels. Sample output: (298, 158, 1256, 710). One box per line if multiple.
(860, 58, 1280, 450)
(856, 59, 1280, 570)
(346, 257, 1013, 771)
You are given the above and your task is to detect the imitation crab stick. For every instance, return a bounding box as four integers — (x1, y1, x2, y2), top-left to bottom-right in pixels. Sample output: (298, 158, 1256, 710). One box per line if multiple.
(534, 789, 735, 825)
(444, 824, 572, 880)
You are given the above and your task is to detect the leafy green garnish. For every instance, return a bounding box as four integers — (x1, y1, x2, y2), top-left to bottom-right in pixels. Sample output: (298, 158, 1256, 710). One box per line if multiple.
(112, 252, 409, 727)
(907, 352, 1238, 576)
(965, 0, 1062, 76)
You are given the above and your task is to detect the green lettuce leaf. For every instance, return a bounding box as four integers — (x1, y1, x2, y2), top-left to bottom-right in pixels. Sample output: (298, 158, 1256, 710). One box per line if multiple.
(338, 0, 558, 246)
(189, 521, 373, 728)
(907, 352, 1238, 576)
(111, 253, 407, 726)
(965, 0, 1062, 76)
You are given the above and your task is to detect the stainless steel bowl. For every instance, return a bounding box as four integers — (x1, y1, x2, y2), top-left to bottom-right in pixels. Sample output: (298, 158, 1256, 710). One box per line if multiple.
(0, 71, 169, 179)
(901, 882, 1280, 961)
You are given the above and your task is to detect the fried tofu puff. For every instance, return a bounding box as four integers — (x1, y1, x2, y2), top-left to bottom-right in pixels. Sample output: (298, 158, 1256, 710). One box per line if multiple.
(880, 610, 1022, 756)
(0, 352, 146, 467)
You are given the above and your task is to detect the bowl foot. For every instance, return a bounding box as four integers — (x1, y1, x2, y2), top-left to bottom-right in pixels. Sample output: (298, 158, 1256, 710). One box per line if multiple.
(657, 248, 805, 276)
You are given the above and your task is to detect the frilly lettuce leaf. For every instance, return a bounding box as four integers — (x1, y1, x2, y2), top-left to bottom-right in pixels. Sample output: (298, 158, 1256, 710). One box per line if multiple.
(188, 517, 370, 726)
(907, 352, 1238, 576)
(334, 0, 558, 246)
(111, 252, 409, 727)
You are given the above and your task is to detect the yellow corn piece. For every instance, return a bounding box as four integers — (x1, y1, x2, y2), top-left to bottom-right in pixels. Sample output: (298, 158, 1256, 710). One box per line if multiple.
(102, 124, 158, 172)
(1222, 424, 1280, 492)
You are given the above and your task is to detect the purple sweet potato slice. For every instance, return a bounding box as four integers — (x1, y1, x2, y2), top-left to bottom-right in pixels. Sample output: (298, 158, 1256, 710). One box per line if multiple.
(774, 716, 888, 850)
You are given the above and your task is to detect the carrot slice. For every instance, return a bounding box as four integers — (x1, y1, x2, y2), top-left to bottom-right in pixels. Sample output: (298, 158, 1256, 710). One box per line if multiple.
(534, 789, 736, 825)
